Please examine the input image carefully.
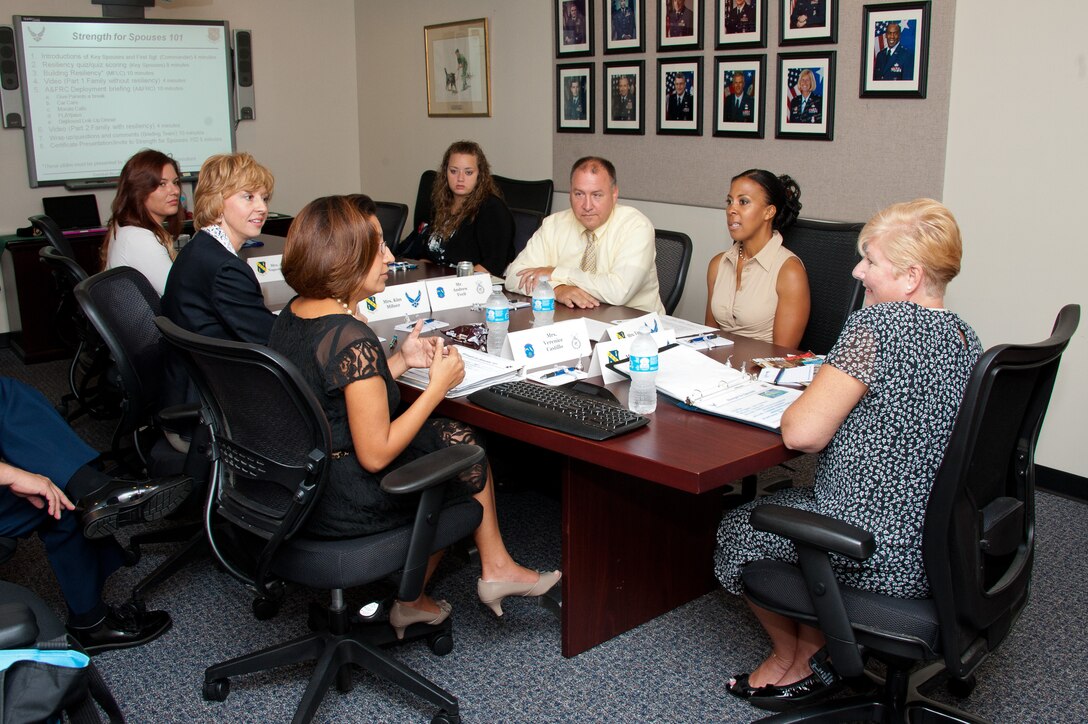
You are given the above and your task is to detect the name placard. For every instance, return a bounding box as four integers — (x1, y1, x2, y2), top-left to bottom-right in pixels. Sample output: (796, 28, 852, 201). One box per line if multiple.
(607, 313, 665, 341)
(506, 318, 592, 370)
(248, 254, 284, 283)
(589, 336, 634, 383)
(361, 281, 430, 321)
(426, 274, 493, 312)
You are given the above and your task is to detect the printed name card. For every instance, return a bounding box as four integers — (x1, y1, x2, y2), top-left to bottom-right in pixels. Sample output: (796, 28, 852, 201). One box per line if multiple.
(425, 274, 493, 312)
(607, 313, 664, 341)
(506, 318, 591, 370)
(590, 336, 635, 383)
(248, 254, 284, 283)
(360, 281, 430, 321)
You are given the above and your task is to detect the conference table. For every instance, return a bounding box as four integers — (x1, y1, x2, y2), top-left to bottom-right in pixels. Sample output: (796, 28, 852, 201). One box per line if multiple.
(250, 235, 801, 657)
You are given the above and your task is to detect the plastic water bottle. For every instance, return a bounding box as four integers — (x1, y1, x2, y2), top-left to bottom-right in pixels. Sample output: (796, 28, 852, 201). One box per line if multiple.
(532, 274, 556, 327)
(485, 284, 510, 356)
(627, 330, 658, 414)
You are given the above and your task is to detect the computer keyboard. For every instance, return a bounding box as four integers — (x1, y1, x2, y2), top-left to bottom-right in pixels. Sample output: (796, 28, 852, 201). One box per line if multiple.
(468, 380, 649, 441)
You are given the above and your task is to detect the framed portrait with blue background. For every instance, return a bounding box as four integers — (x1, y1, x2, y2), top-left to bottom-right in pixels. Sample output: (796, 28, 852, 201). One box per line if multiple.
(860, 1, 929, 98)
(657, 57, 702, 135)
(557, 64, 595, 133)
(605, 0, 644, 54)
(714, 54, 765, 138)
(779, 0, 837, 46)
(716, 0, 766, 50)
(775, 50, 835, 140)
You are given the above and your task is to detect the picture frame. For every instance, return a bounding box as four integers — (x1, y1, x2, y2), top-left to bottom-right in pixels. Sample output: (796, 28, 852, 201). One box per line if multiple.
(715, 0, 766, 49)
(713, 54, 765, 138)
(860, 1, 930, 98)
(605, 0, 644, 54)
(775, 50, 835, 140)
(557, 64, 595, 133)
(424, 18, 492, 117)
(658, 0, 703, 52)
(779, 0, 837, 46)
(657, 57, 702, 135)
(556, 0, 594, 57)
(604, 61, 645, 134)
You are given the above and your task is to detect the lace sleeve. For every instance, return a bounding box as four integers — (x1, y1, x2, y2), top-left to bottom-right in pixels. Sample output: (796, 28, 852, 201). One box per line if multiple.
(315, 317, 387, 393)
(826, 306, 883, 386)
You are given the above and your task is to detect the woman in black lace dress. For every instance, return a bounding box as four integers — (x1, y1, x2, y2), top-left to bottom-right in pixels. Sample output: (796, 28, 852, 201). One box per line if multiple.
(715, 199, 982, 711)
(268, 195, 558, 636)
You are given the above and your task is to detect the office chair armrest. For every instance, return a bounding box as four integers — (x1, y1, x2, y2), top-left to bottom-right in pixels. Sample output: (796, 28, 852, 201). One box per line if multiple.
(156, 402, 202, 427)
(750, 504, 875, 562)
(380, 445, 486, 496)
(0, 603, 39, 649)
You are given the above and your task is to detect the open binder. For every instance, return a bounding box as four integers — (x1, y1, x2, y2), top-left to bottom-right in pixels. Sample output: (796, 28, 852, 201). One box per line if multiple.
(608, 344, 802, 432)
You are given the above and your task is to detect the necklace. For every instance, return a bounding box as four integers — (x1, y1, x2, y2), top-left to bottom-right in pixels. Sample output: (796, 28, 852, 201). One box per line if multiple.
(737, 243, 746, 263)
(334, 298, 355, 317)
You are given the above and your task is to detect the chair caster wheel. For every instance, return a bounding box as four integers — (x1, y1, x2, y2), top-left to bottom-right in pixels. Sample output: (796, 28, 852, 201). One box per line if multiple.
(203, 678, 230, 702)
(252, 596, 281, 620)
(122, 545, 141, 566)
(428, 630, 453, 656)
(947, 674, 976, 698)
(431, 710, 460, 724)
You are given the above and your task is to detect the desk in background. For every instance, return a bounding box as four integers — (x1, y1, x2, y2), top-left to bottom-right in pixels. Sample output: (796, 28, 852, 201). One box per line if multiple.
(0, 214, 293, 363)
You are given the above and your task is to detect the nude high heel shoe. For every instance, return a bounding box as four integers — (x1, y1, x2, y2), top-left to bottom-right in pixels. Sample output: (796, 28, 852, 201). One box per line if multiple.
(388, 599, 452, 640)
(476, 570, 562, 617)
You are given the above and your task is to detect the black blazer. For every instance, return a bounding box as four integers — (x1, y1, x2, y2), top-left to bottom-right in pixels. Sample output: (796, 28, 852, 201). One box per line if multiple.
(161, 229, 275, 407)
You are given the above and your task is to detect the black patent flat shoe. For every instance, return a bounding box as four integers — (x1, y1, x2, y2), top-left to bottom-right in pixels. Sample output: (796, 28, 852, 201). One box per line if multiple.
(727, 672, 772, 700)
(67, 603, 172, 655)
(748, 651, 843, 712)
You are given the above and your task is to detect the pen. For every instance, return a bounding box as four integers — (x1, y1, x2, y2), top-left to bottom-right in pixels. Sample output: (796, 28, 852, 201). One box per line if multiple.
(388, 335, 398, 350)
(541, 367, 574, 379)
(688, 333, 717, 344)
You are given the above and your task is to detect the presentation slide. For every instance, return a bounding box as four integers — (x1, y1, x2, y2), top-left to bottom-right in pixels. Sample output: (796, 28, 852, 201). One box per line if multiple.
(15, 17, 235, 186)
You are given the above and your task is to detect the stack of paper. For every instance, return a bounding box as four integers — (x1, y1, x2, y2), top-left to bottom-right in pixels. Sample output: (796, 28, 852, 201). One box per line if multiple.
(399, 347, 523, 398)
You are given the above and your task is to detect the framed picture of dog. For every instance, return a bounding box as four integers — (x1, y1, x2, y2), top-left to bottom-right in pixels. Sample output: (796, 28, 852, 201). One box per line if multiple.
(425, 18, 492, 116)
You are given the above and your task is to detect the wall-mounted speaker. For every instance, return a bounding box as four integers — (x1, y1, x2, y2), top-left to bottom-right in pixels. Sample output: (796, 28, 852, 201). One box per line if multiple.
(233, 29, 255, 121)
(0, 25, 25, 129)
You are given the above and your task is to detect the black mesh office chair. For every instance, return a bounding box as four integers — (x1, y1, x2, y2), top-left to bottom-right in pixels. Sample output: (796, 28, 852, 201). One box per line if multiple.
(155, 317, 484, 724)
(413, 170, 438, 231)
(654, 229, 693, 316)
(740, 304, 1080, 724)
(374, 201, 409, 246)
(37, 246, 118, 422)
(781, 219, 865, 355)
(74, 267, 206, 604)
(510, 207, 545, 255)
(494, 174, 554, 216)
(29, 213, 78, 260)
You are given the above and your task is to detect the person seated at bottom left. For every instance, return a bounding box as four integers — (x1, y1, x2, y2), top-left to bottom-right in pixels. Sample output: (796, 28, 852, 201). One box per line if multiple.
(0, 376, 194, 654)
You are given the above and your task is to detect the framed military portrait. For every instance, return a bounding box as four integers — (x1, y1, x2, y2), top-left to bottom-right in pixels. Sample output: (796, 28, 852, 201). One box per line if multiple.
(713, 54, 765, 138)
(557, 64, 594, 133)
(860, 1, 930, 98)
(604, 61, 645, 134)
(556, 0, 594, 57)
(605, 0, 644, 54)
(657, 57, 702, 135)
(716, 0, 766, 49)
(775, 50, 835, 140)
(779, 0, 837, 46)
(657, 0, 703, 52)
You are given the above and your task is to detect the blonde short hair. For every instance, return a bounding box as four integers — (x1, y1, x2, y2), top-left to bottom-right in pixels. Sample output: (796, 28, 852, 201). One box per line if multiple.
(193, 152, 275, 228)
(858, 198, 962, 296)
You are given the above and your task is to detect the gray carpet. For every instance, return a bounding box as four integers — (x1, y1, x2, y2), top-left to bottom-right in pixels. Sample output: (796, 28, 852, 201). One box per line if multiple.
(2, 347, 1086, 723)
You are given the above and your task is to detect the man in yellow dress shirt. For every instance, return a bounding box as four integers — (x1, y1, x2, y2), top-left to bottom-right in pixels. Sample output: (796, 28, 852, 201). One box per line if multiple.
(505, 156, 664, 314)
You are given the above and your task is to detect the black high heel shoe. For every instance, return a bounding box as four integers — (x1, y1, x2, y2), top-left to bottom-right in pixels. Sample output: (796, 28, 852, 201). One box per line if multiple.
(748, 650, 843, 712)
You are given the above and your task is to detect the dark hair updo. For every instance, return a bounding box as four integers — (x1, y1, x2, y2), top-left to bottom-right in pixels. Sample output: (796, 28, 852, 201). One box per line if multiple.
(731, 169, 803, 231)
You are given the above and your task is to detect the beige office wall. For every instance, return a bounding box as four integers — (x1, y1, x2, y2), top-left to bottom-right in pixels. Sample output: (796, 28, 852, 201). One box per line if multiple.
(943, 0, 1088, 478)
(0, 0, 361, 334)
(354, 0, 552, 223)
(0, 0, 360, 224)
